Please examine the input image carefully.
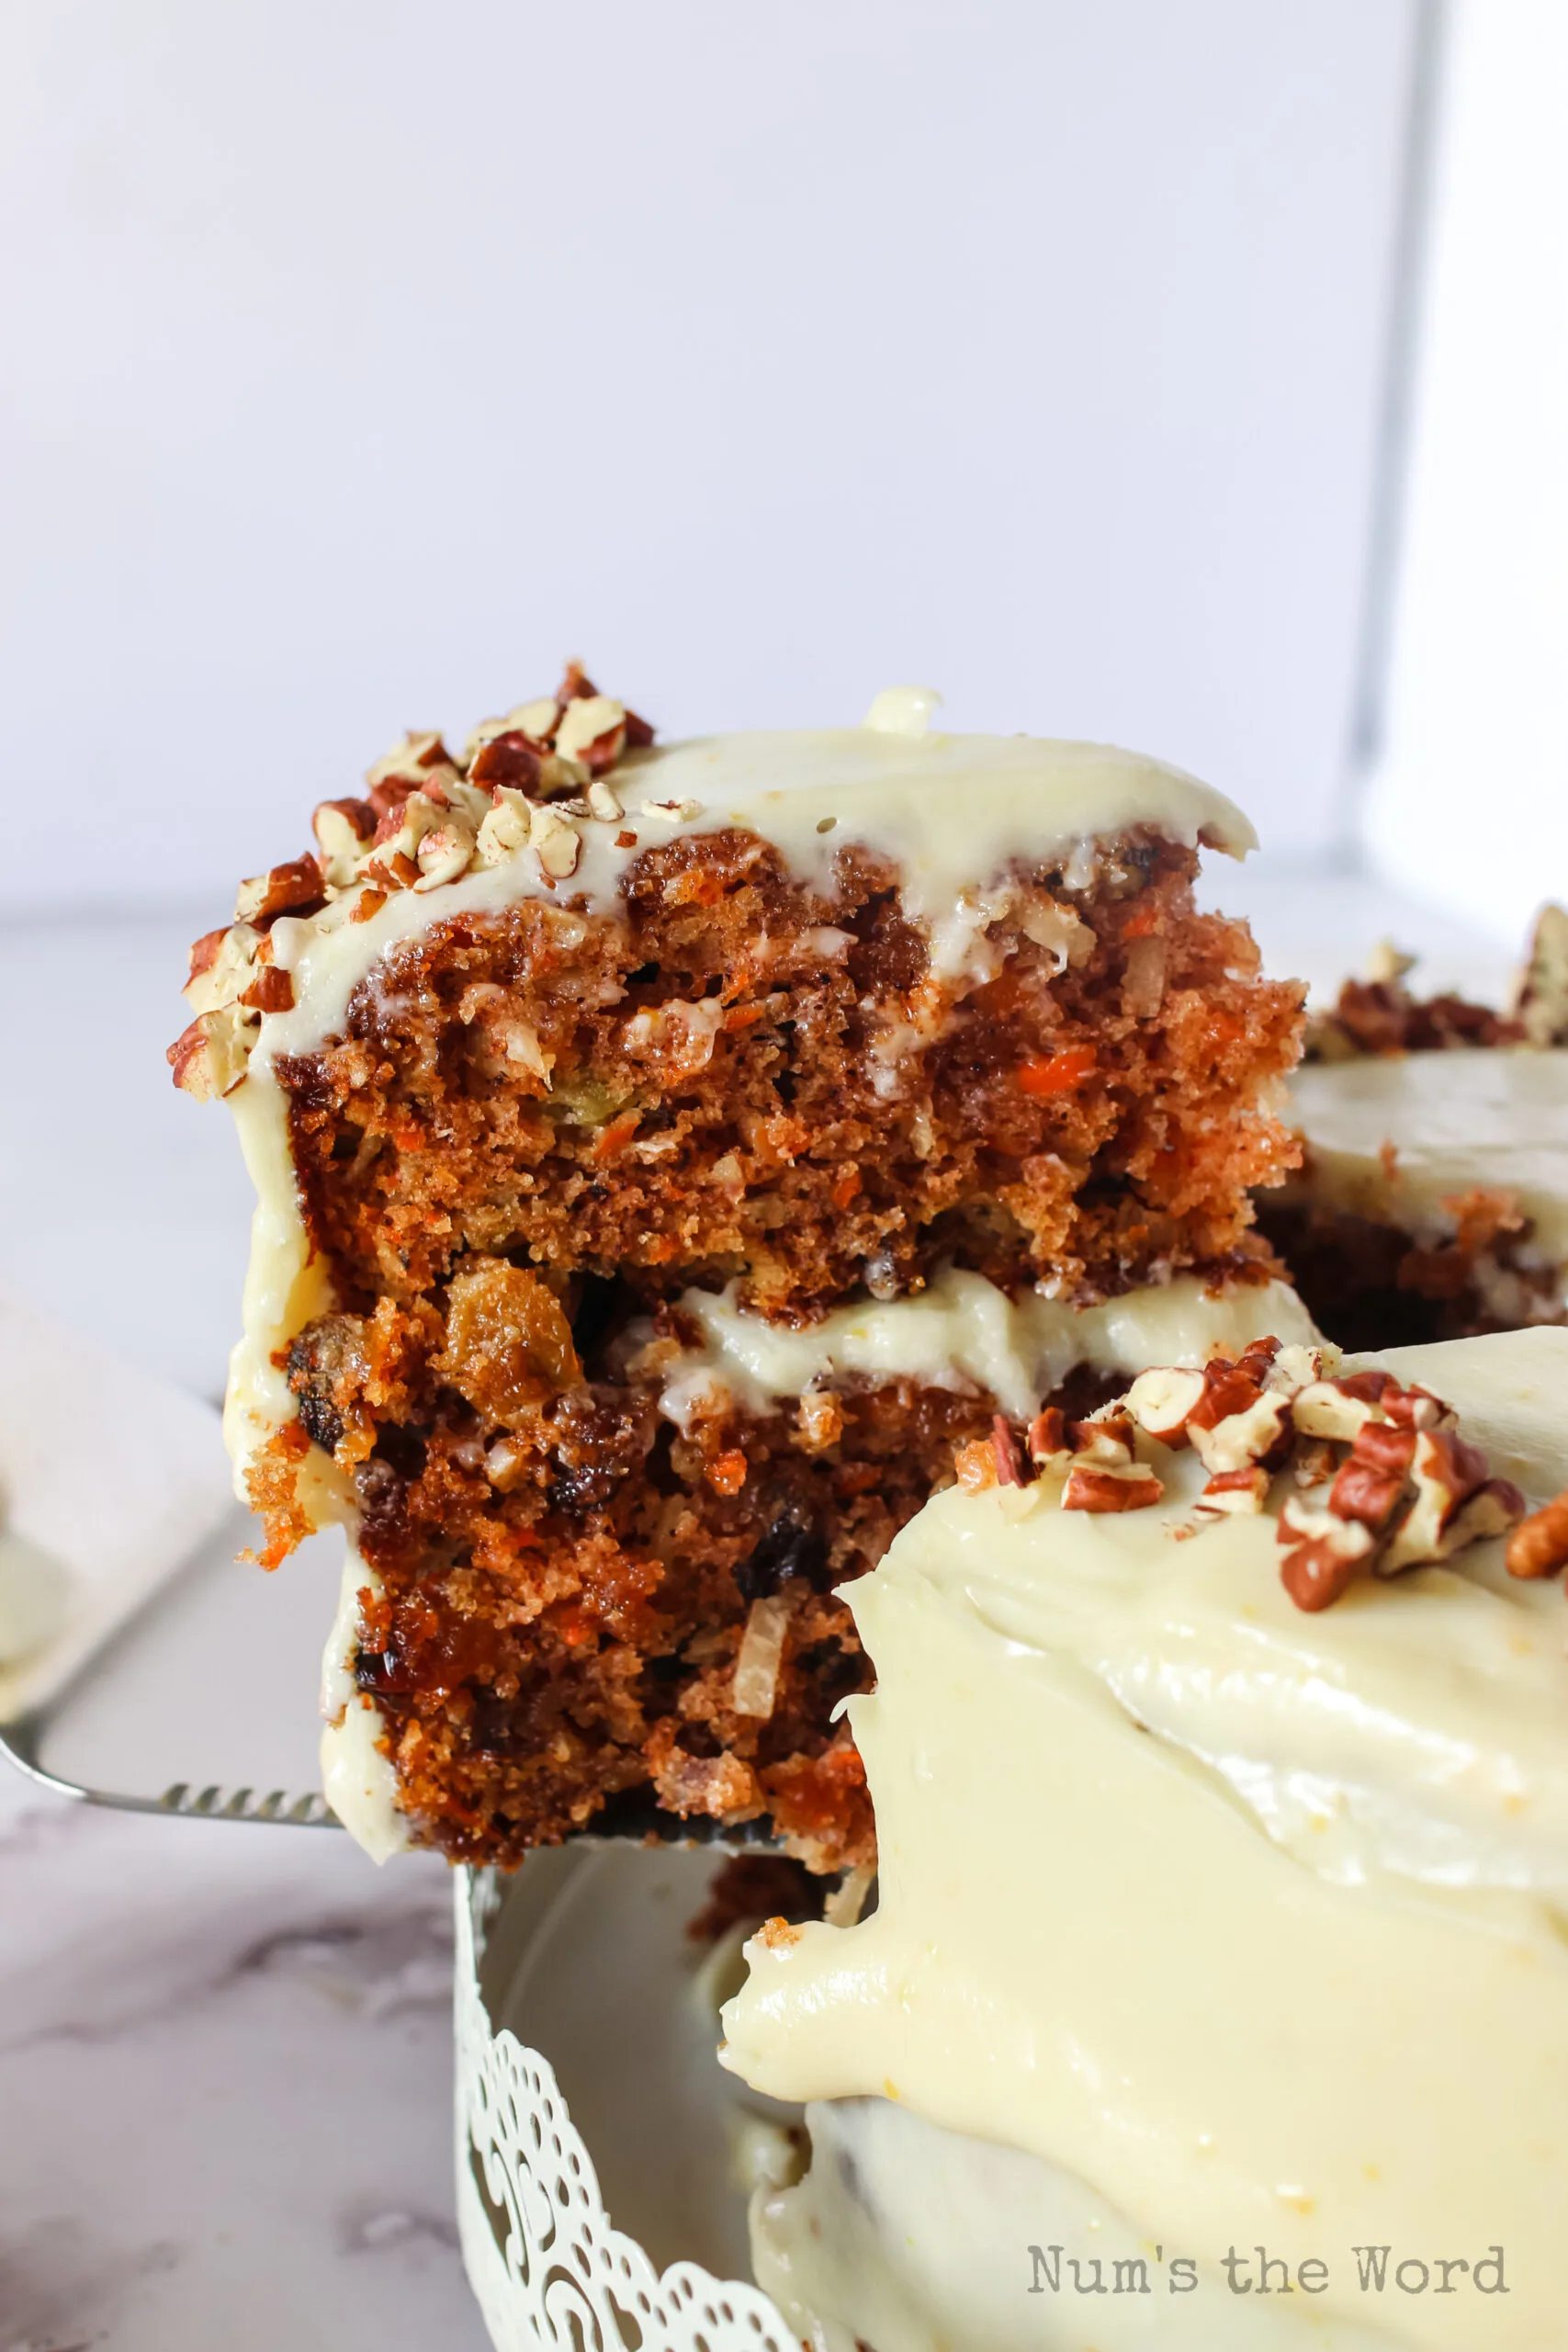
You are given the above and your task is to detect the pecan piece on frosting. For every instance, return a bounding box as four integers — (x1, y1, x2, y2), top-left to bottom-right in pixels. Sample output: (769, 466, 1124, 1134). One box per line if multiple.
(1062, 1461, 1164, 1513)
(312, 797, 377, 887)
(1026, 1406, 1071, 1473)
(233, 856, 326, 929)
(990, 1416, 1027, 1487)
(1379, 1430, 1524, 1576)
(166, 1006, 254, 1100)
(1506, 1489, 1568, 1580)
(1291, 1370, 1390, 1443)
(237, 965, 296, 1014)
(1124, 1364, 1206, 1448)
(1196, 1464, 1270, 1516)
(1280, 1519, 1375, 1611)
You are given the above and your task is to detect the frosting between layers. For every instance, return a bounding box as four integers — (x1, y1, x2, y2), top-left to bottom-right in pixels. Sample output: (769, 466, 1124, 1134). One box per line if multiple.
(722, 1329, 1568, 2352)
(653, 1268, 1317, 1429)
(1286, 1048, 1568, 1289)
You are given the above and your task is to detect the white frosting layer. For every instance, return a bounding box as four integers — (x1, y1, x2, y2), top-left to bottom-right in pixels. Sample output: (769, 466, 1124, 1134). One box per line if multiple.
(723, 1329, 1568, 2351)
(254, 724, 1253, 1058)
(656, 1268, 1318, 1429)
(1288, 1048, 1568, 1290)
(318, 1541, 408, 1863)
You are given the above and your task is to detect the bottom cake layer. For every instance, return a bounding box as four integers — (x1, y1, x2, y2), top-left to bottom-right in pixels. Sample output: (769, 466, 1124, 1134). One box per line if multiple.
(315, 1270, 1315, 1865)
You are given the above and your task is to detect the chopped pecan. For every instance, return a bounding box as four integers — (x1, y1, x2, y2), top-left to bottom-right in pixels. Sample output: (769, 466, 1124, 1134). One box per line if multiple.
(1062, 1462, 1164, 1513)
(413, 819, 477, 890)
(1124, 1364, 1206, 1447)
(469, 729, 546, 793)
(186, 926, 228, 984)
(1380, 1430, 1504, 1575)
(991, 1415, 1026, 1487)
(530, 804, 581, 880)
(1189, 1384, 1292, 1476)
(311, 797, 377, 886)
(555, 694, 628, 775)
(1514, 901, 1568, 1047)
(1197, 1464, 1270, 1515)
(1380, 1382, 1453, 1432)
(182, 921, 261, 1015)
(1505, 1488, 1568, 1579)
(365, 729, 452, 803)
(237, 965, 296, 1014)
(1069, 1409, 1135, 1466)
(233, 856, 325, 928)
(1280, 1521, 1374, 1611)
(1292, 1372, 1389, 1442)
(165, 1006, 254, 1100)
(1327, 1457, 1406, 1534)
(1026, 1406, 1070, 1469)
(476, 787, 534, 867)
(1348, 1420, 1417, 1477)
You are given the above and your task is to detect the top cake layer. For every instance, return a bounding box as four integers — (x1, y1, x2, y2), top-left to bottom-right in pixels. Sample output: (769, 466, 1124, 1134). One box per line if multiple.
(175, 681, 1256, 1091)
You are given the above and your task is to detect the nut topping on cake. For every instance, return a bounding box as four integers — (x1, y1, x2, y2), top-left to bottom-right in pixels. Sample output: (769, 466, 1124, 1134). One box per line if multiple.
(1506, 1488, 1568, 1580)
(962, 1339, 1528, 1612)
(169, 664, 660, 1096)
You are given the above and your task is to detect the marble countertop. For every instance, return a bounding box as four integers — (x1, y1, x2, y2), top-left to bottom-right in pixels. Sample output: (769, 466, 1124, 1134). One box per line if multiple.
(0, 906, 495, 2347)
(0, 878, 1509, 2346)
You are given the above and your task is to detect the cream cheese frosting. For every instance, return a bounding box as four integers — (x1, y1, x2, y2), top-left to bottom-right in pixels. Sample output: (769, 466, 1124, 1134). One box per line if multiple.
(651, 1268, 1317, 1430)
(318, 1542, 408, 1862)
(723, 1327, 1568, 2351)
(254, 721, 1255, 1059)
(752, 2097, 1397, 2352)
(1286, 1048, 1568, 1296)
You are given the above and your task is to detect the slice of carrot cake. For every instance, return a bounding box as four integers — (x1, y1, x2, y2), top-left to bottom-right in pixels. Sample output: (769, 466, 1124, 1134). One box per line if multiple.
(169, 670, 1307, 1868)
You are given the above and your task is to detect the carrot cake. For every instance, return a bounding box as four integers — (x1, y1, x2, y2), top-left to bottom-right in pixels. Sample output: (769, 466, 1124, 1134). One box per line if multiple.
(725, 1325, 1568, 2351)
(169, 670, 1307, 1868)
(1258, 917, 1568, 1350)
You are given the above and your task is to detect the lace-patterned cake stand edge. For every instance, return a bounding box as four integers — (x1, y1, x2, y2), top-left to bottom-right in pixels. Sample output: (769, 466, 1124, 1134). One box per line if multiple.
(454, 1867, 801, 2352)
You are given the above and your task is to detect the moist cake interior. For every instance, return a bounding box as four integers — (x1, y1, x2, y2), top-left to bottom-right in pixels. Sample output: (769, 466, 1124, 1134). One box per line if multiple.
(1257, 931, 1568, 1352)
(178, 683, 1305, 1869)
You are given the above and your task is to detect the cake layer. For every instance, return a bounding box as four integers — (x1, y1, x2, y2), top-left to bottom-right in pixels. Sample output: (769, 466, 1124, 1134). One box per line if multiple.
(723, 1329, 1568, 2349)
(1265, 1048, 1568, 1346)
(314, 1268, 1313, 1862)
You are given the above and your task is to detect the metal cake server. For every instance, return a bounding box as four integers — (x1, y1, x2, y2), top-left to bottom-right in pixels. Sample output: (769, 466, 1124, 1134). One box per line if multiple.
(0, 1509, 344, 1828)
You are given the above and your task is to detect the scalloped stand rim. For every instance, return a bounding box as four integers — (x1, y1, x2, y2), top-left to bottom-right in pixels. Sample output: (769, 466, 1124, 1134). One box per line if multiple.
(454, 1863, 797, 2352)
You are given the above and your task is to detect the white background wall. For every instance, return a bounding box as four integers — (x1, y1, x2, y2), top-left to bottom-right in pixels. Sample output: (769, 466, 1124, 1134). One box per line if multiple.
(2, 0, 1418, 912)
(1364, 0, 1568, 942)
